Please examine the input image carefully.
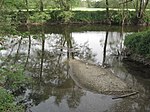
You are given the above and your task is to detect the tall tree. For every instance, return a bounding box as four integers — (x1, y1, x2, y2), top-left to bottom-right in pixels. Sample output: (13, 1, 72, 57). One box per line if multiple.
(106, 0, 109, 17)
(105, 0, 111, 24)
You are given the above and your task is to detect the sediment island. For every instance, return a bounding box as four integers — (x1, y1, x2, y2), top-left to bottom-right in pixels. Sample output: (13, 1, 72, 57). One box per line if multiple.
(69, 59, 133, 95)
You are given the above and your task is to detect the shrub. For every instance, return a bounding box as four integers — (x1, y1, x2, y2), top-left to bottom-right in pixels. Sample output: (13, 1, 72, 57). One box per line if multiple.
(124, 30, 150, 58)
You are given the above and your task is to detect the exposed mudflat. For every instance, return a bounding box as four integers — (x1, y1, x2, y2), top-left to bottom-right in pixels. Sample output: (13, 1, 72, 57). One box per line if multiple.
(69, 59, 132, 95)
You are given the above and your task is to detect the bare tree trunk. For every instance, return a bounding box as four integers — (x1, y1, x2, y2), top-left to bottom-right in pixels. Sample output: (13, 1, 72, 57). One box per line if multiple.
(141, 0, 149, 17)
(138, 0, 143, 18)
(106, 0, 111, 24)
(106, 0, 109, 16)
(40, 0, 44, 12)
(122, 0, 125, 26)
(136, 0, 139, 17)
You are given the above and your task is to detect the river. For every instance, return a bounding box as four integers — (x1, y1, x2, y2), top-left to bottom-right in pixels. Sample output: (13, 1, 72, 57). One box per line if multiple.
(0, 24, 150, 112)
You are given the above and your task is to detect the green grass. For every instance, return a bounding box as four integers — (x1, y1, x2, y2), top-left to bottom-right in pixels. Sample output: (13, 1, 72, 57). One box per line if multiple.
(72, 7, 137, 11)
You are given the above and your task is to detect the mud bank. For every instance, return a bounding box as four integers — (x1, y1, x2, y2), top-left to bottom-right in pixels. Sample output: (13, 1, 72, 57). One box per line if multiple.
(69, 59, 133, 95)
(127, 54, 150, 66)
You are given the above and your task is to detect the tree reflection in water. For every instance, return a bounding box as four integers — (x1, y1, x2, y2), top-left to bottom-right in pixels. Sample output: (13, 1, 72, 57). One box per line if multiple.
(26, 25, 98, 111)
(0, 25, 95, 111)
(102, 31, 108, 67)
(1, 25, 150, 112)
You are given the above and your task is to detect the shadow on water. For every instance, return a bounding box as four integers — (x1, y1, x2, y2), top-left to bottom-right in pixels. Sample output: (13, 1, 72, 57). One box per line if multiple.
(0, 24, 150, 112)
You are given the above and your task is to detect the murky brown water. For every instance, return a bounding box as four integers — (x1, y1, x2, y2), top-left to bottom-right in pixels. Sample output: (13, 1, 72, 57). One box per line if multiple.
(0, 25, 150, 112)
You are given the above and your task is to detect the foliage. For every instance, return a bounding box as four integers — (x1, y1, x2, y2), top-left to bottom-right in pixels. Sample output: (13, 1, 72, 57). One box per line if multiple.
(2, 0, 25, 10)
(49, 10, 75, 23)
(0, 9, 9, 31)
(13, 11, 29, 24)
(143, 11, 150, 24)
(110, 10, 135, 25)
(29, 11, 51, 23)
(72, 11, 107, 23)
(1, 0, 150, 25)
(47, 10, 150, 24)
(0, 11, 13, 34)
(124, 30, 150, 58)
(0, 87, 24, 112)
(0, 0, 20, 35)
(58, 11, 74, 23)
(0, 64, 30, 92)
(110, 11, 122, 24)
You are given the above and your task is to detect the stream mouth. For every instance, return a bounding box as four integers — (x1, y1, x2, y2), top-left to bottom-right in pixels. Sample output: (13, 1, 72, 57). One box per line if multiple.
(0, 24, 150, 112)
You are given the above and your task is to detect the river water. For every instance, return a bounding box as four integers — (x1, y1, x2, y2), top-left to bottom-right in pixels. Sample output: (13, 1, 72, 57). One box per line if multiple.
(0, 25, 150, 112)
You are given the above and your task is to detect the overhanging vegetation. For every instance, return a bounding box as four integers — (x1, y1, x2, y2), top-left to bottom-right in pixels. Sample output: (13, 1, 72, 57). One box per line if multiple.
(124, 30, 150, 58)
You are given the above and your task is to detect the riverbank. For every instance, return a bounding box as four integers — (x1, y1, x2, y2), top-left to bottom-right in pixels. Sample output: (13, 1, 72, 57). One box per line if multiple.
(13, 10, 150, 26)
(123, 53, 150, 66)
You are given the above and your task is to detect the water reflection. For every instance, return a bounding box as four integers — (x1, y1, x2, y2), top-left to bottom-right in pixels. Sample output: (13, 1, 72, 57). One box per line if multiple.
(102, 31, 108, 66)
(0, 25, 150, 112)
(24, 32, 31, 69)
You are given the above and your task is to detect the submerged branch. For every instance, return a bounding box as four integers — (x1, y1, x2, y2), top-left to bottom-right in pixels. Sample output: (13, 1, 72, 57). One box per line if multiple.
(112, 91, 139, 99)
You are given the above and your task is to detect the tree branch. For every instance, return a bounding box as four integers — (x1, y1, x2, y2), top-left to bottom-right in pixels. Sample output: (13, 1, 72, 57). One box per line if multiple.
(112, 91, 139, 99)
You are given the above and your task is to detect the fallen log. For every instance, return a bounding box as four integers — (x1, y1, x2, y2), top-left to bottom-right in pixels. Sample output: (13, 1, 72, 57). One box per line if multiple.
(112, 91, 139, 99)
